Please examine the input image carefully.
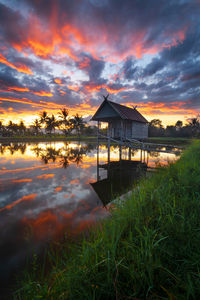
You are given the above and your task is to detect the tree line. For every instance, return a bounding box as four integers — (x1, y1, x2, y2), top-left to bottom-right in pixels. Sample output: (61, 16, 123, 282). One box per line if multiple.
(0, 109, 96, 137)
(0, 110, 200, 138)
(149, 117, 200, 138)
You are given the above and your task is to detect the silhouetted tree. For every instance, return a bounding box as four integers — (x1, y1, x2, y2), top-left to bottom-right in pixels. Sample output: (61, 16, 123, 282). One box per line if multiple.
(148, 119, 164, 137)
(186, 116, 200, 137)
(58, 108, 69, 135)
(18, 121, 26, 135)
(175, 120, 183, 128)
(7, 121, 19, 136)
(0, 121, 5, 136)
(166, 125, 176, 137)
(45, 115, 58, 135)
(69, 114, 85, 138)
(39, 111, 48, 125)
(32, 119, 41, 135)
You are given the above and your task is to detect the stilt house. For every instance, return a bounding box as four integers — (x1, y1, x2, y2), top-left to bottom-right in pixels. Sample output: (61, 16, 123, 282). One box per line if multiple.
(92, 97, 148, 139)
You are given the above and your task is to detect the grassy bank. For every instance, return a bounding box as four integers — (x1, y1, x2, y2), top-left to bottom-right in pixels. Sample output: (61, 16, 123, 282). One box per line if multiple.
(15, 142, 200, 299)
(147, 136, 193, 145)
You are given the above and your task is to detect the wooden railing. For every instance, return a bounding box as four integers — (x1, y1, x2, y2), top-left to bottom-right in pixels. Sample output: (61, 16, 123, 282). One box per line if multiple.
(97, 133, 183, 154)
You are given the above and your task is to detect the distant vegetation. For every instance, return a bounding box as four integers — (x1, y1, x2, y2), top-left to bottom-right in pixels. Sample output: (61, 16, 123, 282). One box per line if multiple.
(0, 109, 97, 138)
(0, 110, 200, 139)
(149, 117, 200, 138)
(15, 141, 200, 299)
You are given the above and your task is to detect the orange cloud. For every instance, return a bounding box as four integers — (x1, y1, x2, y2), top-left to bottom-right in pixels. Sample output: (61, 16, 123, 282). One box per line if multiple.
(0, 87, 29, 93)
(0, 165, 53, 175)
(32, 90, 53, 97)
(70, 179, 80, 185)
(84, 82, 127, 94)
(36, 174, 55, 180)
(54, 78, 63, 85)
(0, 53, 33, 75)
(21, 210, 64, 241)
(80, 164, 91, 169)
(9, 86, 30, 92)
(54, 186, 62, 192)
(68, 85, 80, 92)
(0, 193, 37, 212)
(0, 96, 63, 110)
(123, 101, 197, 125)
(12, 178, 32, 183)
(59, 90, 66, 95)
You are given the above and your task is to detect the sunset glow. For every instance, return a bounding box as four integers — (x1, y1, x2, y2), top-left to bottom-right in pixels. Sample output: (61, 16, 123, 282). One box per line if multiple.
(0, 0, 199, 126)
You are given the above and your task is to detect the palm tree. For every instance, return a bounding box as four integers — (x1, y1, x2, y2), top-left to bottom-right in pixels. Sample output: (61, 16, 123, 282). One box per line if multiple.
(59, 108, 69, 122)
(7, 121, 19, 136)
(187, 117, 200, 137)
(0, 121, 5, 136)
(18, 120, 26, 135)
(32, 119, 41, 135)
(45, 114, 58, 135)
(58, 108, 69, 135)
(39, 111, 48, 125)
(69, 114, 85, 138)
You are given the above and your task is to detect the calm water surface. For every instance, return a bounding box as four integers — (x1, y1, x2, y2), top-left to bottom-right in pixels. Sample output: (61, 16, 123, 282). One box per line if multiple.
(0, 141, 180, 290)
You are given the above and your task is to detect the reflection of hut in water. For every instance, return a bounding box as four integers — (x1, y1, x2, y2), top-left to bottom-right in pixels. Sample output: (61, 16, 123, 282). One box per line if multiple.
(91, 160, 147, 206)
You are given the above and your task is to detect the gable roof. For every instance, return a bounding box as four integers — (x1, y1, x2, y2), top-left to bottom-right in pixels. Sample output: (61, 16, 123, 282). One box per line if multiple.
(92, 99, 148, 123)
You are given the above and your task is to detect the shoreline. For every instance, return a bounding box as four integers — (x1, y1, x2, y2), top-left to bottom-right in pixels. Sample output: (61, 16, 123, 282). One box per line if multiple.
(0, 136, 193, 145)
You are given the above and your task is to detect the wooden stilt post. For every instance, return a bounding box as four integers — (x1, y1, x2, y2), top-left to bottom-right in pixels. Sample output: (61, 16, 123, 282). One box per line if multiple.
(108, 137, 110, 163)
(119, 145, 122, 161)
(97, 121, 100, 180)
(119, 119, 123, 161)
(129, 147, 131, 160)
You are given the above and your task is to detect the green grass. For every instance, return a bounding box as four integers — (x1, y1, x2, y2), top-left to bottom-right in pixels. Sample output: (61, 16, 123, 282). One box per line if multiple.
(147, 137, 194, 145)
(14, 141, 200, 299)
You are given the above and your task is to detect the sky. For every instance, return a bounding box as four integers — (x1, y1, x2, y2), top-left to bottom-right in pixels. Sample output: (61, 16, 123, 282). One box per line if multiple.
(0, 0, 200, 127)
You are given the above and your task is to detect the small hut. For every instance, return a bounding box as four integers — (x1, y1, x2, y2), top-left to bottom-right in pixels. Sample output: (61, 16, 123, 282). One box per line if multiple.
(92, 96, 148, 140)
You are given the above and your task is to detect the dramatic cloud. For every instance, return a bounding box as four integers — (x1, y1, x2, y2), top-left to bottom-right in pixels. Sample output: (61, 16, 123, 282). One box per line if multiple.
(0, 0, 199, 125)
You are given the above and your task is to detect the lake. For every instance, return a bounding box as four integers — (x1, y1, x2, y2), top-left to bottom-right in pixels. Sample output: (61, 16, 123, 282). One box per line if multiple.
(0, 141, 181, 294)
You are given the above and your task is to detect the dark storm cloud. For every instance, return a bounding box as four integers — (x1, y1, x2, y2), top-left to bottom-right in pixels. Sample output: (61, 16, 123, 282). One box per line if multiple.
(139, 20, 200, 108)
(76, 54, 105, 80)
(122, 56, 138, 80)
(142, 58, 165, 77)
(0, 3, 27, 47)
(0, 69, 21, 89)
(11, 56, 35, 69)
(142, 26, 200, 77)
